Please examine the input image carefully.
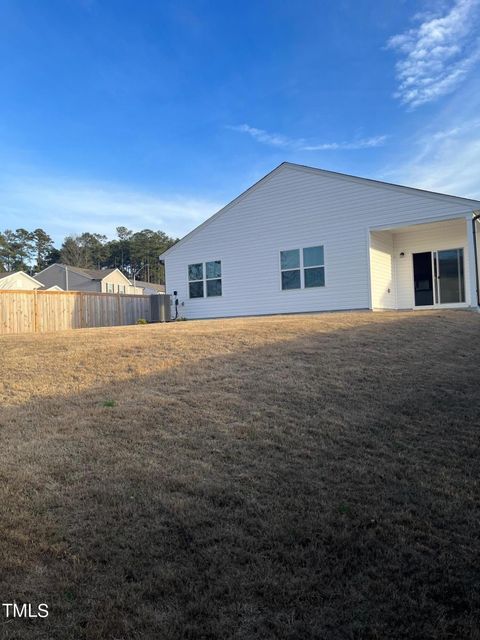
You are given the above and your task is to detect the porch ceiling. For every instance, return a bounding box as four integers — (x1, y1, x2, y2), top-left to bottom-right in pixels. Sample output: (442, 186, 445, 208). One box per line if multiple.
(370, 217, 468, 236)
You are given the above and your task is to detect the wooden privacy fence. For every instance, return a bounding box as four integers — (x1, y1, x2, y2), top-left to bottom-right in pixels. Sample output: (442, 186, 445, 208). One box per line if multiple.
(0, 290, 158, 335)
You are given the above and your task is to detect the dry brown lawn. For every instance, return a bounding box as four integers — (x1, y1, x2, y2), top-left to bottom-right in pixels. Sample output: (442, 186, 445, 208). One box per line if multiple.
(0, 310, 479, 640)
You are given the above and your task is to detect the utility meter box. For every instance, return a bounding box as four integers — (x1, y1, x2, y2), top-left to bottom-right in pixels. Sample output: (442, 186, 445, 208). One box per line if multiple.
(150, 294, 171, 322)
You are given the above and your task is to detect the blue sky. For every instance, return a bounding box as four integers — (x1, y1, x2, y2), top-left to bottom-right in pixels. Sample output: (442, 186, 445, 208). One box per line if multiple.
(0, 0, 479, 244)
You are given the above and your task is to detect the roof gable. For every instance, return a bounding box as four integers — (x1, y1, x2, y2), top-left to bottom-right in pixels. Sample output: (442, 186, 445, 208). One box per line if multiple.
(161, 164, 284, 258)
(61, 265, 118, 280)
(0, 270, 42, 285)
(101, 268, 131, 284)
(35, 263, 90, 280)
(161, 162, 480, 258)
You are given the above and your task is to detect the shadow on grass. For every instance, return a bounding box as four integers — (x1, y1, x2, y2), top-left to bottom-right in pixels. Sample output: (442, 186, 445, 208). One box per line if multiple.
(1, 312, 479, 640)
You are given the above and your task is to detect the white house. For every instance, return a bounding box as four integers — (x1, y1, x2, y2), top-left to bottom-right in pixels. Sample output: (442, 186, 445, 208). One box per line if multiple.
(0, 271, 44, 290)
(161, 162, 480, 319)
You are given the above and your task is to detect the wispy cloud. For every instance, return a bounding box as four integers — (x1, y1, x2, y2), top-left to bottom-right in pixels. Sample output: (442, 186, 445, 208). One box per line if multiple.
(301, 136, 388, 151)
(387, 0, 480, 108)
(228, 124, 387, 151)
(229, 124, 291, 147)
(430, 118, 480, 141)
(0, 172, 221, 243)
(386, 116, 480, 198)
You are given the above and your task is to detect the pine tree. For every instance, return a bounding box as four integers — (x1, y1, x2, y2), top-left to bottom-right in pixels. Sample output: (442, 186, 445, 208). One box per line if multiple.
(32, 228, 55, 271)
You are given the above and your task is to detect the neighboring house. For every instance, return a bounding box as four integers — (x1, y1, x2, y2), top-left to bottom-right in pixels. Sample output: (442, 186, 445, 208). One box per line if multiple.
(129, 280, 166, 295)
(35, 264, 143, 294)
(0, 271, 43, 290)
(41, 285, 64, 291)
(161, 162, 480, 319)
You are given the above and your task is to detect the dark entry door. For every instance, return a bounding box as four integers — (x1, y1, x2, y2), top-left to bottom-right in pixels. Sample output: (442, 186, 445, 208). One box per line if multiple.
(413, 252, 433, 306)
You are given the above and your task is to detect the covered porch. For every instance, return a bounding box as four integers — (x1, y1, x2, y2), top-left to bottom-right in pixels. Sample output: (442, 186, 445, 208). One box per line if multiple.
(369, 215, 480, 310)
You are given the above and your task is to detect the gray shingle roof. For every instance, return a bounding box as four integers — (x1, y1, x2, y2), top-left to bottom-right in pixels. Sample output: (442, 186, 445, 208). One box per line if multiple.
(56, 265, 118, 280)
(129, 279, 165, 292)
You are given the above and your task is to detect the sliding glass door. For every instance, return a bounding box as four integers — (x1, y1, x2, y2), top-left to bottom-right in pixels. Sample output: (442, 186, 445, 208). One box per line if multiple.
(436, 248, 465, 304)
(413, 248, 465, 306)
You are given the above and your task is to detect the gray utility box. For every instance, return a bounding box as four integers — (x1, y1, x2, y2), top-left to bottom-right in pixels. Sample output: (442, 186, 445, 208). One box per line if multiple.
(150, 294, 171, 322)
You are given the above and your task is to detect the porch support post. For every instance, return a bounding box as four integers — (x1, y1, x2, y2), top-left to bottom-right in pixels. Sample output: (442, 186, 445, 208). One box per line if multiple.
(366, 229, 373, 310)
(465, 215, 479, 308)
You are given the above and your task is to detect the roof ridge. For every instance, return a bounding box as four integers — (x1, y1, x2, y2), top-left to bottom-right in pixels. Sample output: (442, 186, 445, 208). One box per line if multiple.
(50, 264, 118, 279)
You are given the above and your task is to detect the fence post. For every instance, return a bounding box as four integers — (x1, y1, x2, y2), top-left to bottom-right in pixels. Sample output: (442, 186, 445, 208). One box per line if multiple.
(80, 292, 85, 328)
(33, 290, 39, 333)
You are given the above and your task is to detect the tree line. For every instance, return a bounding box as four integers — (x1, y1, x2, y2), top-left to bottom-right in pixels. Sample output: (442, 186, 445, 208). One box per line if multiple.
(0, 226, 177, 284)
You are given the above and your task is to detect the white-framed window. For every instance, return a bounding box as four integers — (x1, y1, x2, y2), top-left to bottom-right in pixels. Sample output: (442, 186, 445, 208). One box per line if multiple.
(206, 260, 222, 297)
(106, 283, 115, 293)
(280, 249, 301, 290)
(280, 245, 325, 290)
(118, 284, 126, 294)
(188, 261, 222, 298)
(303, 246, 325, 287)
(188, 263, 204, 298)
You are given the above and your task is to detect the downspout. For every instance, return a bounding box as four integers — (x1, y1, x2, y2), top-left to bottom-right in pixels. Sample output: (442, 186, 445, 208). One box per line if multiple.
(473, 211, 480, 307)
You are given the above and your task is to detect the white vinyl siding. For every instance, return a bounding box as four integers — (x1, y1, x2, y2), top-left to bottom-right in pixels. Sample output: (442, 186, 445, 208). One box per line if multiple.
(164, 165, 478, 319)
(0, 273, 42, 291)
(476, 219, 480, 258)
(370, 231, 395, 309)
(476, 220, 480, 300)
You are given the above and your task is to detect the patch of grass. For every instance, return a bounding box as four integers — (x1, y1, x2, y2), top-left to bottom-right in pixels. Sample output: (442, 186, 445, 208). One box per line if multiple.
(0, 310, 479, 639)
(102, 399, 116, 407)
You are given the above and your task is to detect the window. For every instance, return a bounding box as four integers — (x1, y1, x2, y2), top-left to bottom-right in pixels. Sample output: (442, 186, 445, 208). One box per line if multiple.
(188, 261, 222, 298)
(303, 246, 325, 287)
(280, 245, 325, 290)
(280, 249, 300, 290)
(206, 260, 222, 297)
(188, 263, 204, 298)
(106, 283, 115, 293)
(118, 285, 126, 294)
